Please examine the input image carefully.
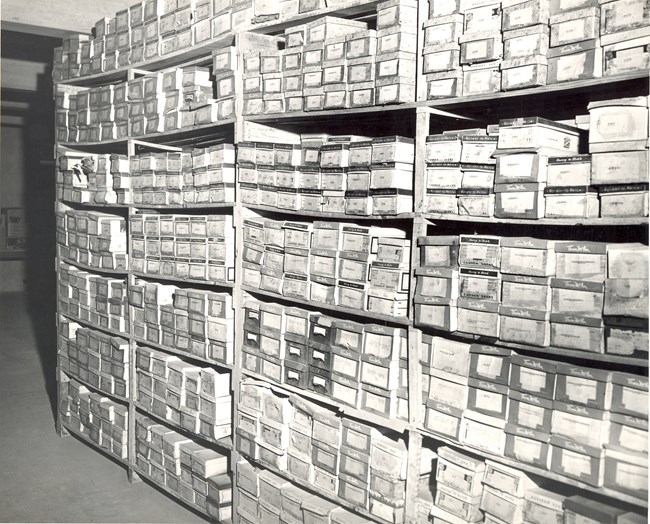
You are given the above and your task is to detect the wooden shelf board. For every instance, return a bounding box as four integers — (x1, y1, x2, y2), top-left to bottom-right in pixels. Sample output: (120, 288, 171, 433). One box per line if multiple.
(134, 401, 233, 451)
(416, 325, 649, 368)
(418, 71, 650, 110)
(60, 421, 130, 468)
(242, 372, 409, 434)
(244, 457, 388, 524)
(131, 271, 235, 289)
(248, 0, 382, 34)
(243, 102, 416, 123)
(60, 200, 130, 209)
(424, 213, 650, 226)
(241, 285, 410, 326)
(133, 466, 232, 523)
(59, 366, 130, 403)
(59, 256, 128, 276)
(59, 312, 129, 339)
(245, 204, 414, 220)
(133, 336, 234, 371)
(134, 202, 235, 210)
(55, 36, 234, 88)
(416, 427, 648, 509)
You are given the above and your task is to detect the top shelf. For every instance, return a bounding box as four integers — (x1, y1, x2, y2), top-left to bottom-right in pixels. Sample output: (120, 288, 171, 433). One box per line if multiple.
(55, 0, 381, 88)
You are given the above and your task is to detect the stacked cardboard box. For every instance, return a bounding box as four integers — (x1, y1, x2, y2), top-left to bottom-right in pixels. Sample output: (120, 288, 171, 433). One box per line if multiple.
(52, 34, 91, 81)
(129, 279, 234, 364)
(135, 345, 232, 440)
(59, 378, 129, 460)
(242, 216, 410, 316)
(236, 459, 375, 524)
(241, 299, 408, 421)
(588, 97, 649, 218)
(600, 0, 650, 76)
(238, 134, 415, 216)
(58, 262, 129, 332)
(129, 212, 235, 283)
(55, 66, 230, 143)
(236, 381, 409, 521)
(57, 152, 132, 205)
(244, 6, 417, 115)
(418, 336, 649, 493)
(425, 117, 589, 219)
(130, 145, 236, 206)
(56, 207, 127, 271)
(135, 413, 232, 520)
(58, 317, 130, 399)
(415, 233, 648, 354)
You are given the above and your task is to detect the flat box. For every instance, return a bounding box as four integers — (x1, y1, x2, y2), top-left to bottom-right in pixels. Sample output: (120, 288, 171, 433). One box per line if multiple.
(547, 40, 603, 83)
(469, 344, 511, 385)
(607, 243, 648, 279)
(551, 277, 604, 318)
(423, 15, 464, 48)
(555, 241, 607, 281)
(457, 298, 500, 338)
(549, 7, 600, 47)
(501, 274, 551, 311)
(603, 448, 648, 499)
(551, 436, 605, 486)
(460, 411, 507, 456)
(463, 3, 503, 34)
(459, 267, 500, 301)
(510, 354, 557, 399)
(481, 484, 527, 522)
(604, 36, 650, 76)
(414, 297, 457, 332)
(436, 445, 485, 493)
(418, 235, 459, 267)
(415, 267, 459, 299)
(601, 0, 650, 36)
(435, 484, 482, 523)
(360, 383, 398, 418)
(599, 183, 649, 217)
(497, 116, 581, 155)
(427, 373, 469, 412)
(503, 25, 550, 60)
(564, 494, 631, 523)
(588, 97, 648, 151)
(604, 278, 648, 318)
(611, 372, 648, 417)
(304, 16, 368, 45)
(494, 182, 545, 219)
(555, 363, 612, 410)
(509, 389, 554, 433)
(499, 306, 551, 346)
(462, 61, 501, 96)
(458, 234, 500, 269)
(544, 154, 592, 187)
(425, 134, 463, 163)
(609, 412, 648, 454)
(550, 315, 605, 353)
(423, 46, 461, 75)
(606, 323, 649, 356)
(429, 336, 471, 380)
(502, 0, 550, 30)
(459, 33, 503, 65)
(552, 400, 610, 448)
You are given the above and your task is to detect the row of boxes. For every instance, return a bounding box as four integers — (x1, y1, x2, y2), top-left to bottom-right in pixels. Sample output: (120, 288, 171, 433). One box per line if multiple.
(425, 108, 648, 219)
(243, 8, 417, 115)
(422, 444, 645, 524)
(55, 66, 231, 144)
(242, 298, 408, 421)
(58, 318, 130, 399)
(239, 134, 415, 215)
(56, 207, 127, 271)
(242, 216, 411, 317)
(59, 378, 129, 460)
(237, 459, 384, 524)
(135, 413, 232, 521)
(423, 0, 650, 100)
(130, 145, 236, 206)
(135, 345, 232, 441)
(57, 151, 132, 206)
(129, 212, 235, 284)
(415, 234, 649, 354)
(236, 381, 409, 523)
(58, 263, 129, 333)
(129, 278, 234, 364)
(420, 335, 648, 496)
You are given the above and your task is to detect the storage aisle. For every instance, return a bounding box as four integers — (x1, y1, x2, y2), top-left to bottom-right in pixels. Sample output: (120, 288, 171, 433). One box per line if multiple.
(0, 291, 206, 523)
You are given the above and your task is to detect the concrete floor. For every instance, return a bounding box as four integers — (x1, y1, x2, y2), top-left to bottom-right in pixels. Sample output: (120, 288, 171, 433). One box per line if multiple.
(0, 291, 207, 523)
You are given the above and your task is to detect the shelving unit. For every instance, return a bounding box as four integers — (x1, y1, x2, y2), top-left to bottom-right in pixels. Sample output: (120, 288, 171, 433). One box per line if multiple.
(52, 1, 648, 523)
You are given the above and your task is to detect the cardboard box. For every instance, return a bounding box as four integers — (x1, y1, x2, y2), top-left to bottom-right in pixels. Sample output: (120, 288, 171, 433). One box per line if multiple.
(593, 150, 647, 185)
(550, 7, 600, 46)
(460, 411, 507, 456)
(462, 61, 502, 96)
(588, 97, 649, 152)
(497, 116, 581, 155)
(551, 436, 605, 486)
(563, 494, 628, 522)
(603, 36, 650, 75)
(510, 355, 557, 399)
(547, 39, 603, 83)
(555, 241, 607, 282)
(458, 235, 500, 269)
(600, 0, 650, 37)
(599, 184, 649, 218)
(610, 372, 648, 417)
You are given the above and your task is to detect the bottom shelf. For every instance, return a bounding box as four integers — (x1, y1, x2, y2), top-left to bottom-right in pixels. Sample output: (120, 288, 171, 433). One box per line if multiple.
(417, 427, 647, 509)
(245, 457, 389, 524)
(133, 466, 232, 524)
(59, 420, 130, 469)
